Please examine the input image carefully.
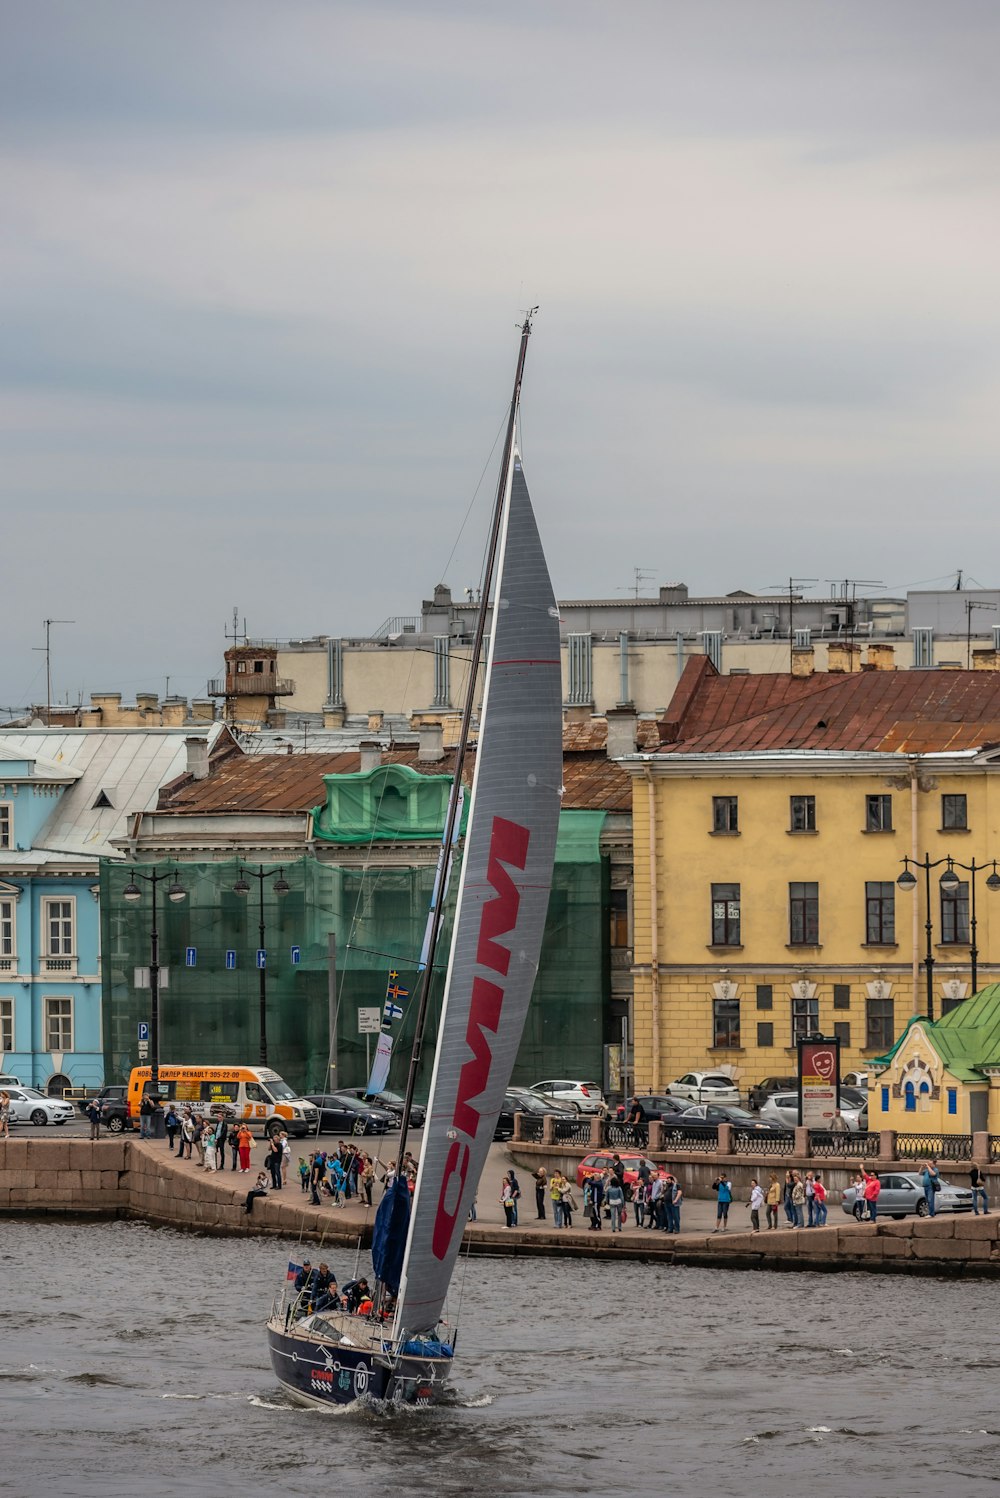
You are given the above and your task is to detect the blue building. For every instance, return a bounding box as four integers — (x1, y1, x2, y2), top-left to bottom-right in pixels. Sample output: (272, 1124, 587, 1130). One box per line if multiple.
(0, 725, 226, 1093)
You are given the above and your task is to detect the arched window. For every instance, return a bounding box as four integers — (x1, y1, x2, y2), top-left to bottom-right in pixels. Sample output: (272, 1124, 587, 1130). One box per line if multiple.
(904, 1080, 916, 1112)
(919, 1080, 931, 1112)
(47, 1072, 72, 1098)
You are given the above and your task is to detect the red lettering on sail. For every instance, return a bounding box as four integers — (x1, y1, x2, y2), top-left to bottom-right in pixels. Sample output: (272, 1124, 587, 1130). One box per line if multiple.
(475, 818, 529, 975)
(432, 815, 531, 1259)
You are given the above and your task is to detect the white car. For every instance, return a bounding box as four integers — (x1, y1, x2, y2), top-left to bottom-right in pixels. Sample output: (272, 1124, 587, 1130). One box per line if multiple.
(667, 1072, 741, 1107)
(843, 1070, 869, 1089)
(5, 1087, 75, 1126)
(529, 1079, 605, 1114)
(759, 1091, 865, 1132)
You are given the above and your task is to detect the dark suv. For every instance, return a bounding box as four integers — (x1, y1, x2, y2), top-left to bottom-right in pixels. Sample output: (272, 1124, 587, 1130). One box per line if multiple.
(747, 1075, 797, 1112)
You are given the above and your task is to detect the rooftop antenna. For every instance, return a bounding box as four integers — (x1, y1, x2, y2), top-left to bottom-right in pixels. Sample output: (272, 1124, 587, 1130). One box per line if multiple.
(617, 568, 656, 599)
(33, 619, 74, 724)
(768, 579, 816, 672)
(965, 599, 996, 667)
(955, 570, 964, 591)
(225, 607, 247, 648)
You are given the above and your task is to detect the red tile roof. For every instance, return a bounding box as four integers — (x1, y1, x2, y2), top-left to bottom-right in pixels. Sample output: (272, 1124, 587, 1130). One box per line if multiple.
(658, 659, 1000, 754)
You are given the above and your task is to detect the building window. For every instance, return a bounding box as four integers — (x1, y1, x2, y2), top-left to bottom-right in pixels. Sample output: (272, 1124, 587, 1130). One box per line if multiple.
(710, 883, 741, 945)
(713, 998, 740, 1048)
(947, 1087, 957, 1116)
(866, 997, 895, 1050)
(940, 881, 970, 944)
(44, 996, 73, 1052)
(566, 633, 593, 706)
(790, 795, 816, 832)
(757, 1022, 774, 1047)
(912, 627, 933, 668)
(0, 803, 11, 849)
(865, 794, 893, 832)
(789, 882, 819, 944)
(833, 983, 851, 1010)
(942, 794, 967, 830)
(712, 796, 739, 834)
(833, 1022, 851, 1047)
(791, 996, 819, 1044)
(756, 984, 773, 1010)
(881, 1085, 889, 1113)
(0, 997, 12, 1051)
(43, 898, 75, 956)
(609, 887, 629, 948)
(865, 882, 896, 944)
(904, 1080, 916, 1111)
(0, 898, 14, 958)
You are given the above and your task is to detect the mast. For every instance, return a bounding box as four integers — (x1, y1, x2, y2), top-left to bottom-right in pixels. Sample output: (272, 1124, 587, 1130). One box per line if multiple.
(392, 310, 537, 1172)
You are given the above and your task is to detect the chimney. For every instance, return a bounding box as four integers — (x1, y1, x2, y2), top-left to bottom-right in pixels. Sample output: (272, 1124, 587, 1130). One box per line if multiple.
(367, 710, 384, 733)
(185, 735, 210, 780)
(161, 697, 187, 727)
(359, 739, 382, 772)
(827, 642, 861, 673)
(266, 708, 287, 729)
(867, 643, 896, 671)
(136, 692, 159, 712)
(418, 722, 444, 763)
(972, 649, 1000, 671)
(605, 706, 638, 759)
(791, 646, 815, 678)
(323, 705, 346, 729)
(191, 698, 216, 722)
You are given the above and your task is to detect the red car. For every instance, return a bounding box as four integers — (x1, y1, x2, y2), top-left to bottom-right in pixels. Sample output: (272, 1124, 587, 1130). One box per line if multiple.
(575, 1152, 668, 1190)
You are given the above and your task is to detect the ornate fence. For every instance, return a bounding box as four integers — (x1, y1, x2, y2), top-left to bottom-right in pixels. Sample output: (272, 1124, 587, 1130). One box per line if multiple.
(991, 1136, 1000, 1164)
(894, 1132, 973, 1162)
(809, 1131, 880, 1159)
(733, 1131, 796, 1157)
(658, 1127, 718, 1153)
(553, 1117, 594, 1146)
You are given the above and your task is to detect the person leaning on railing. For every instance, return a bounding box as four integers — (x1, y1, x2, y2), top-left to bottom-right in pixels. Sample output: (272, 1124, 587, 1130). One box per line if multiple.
(829, 1109, 850, 1135)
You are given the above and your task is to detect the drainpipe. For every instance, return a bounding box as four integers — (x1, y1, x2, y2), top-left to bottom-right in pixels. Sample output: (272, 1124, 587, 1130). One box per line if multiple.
(645, 767, 661, 1091)
(909, 756, 920, 1013)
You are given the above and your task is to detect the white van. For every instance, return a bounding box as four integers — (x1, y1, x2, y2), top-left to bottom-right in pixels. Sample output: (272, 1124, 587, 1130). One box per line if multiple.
(0, 1074, 22, 1089)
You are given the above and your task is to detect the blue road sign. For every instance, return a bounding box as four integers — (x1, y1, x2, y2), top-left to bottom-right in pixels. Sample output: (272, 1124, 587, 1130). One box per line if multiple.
(138, 1021, 149, 1041)
(290, 945, 301, 966)
(225, 950, 237, 970)
(256, 949, 267, 969)
(185, 946, 197, 967)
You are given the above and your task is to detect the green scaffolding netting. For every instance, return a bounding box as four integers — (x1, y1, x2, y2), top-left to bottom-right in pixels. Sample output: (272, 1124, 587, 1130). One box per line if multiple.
(99, 810, 607, 1097)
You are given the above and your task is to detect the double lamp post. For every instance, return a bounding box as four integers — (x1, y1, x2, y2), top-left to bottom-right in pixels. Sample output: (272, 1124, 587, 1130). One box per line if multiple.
(896, 853, 1000, 1021)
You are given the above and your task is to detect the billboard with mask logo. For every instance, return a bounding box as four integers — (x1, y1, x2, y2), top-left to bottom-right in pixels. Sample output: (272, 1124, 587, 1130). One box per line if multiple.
(797, 1037, 841, 1128)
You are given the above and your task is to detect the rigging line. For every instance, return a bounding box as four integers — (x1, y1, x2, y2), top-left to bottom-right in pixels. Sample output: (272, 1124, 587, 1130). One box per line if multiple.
(436, 407, 509, 585)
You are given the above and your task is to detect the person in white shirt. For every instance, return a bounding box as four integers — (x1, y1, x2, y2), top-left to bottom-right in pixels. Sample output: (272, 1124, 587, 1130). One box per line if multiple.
(748, 1179, 764, 1233)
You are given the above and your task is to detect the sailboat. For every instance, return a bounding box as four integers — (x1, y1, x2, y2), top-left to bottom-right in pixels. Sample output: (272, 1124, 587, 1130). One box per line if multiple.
(266, 312, 563, 1407)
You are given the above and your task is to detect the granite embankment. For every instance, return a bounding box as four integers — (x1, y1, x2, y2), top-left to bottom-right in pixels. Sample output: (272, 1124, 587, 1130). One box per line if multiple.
(3, 1137, 1000, 1274)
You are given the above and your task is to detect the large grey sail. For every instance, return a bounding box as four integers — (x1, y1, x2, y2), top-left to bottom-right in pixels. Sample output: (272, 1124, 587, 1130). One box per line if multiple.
(393, 453, 562, 1338)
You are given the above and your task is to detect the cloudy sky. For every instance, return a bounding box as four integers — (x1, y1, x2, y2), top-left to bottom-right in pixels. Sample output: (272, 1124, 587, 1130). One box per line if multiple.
(3, 1, 999, 711)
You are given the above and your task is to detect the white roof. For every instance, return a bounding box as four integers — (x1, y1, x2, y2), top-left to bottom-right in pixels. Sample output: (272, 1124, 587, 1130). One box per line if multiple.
(0, 726, 227, 861)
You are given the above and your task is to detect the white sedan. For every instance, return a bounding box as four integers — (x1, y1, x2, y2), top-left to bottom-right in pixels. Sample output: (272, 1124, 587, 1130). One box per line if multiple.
(667, 1072, 741, 1107)
(5, 1087, 76, 1126)
(760, 1091, 866, 1132)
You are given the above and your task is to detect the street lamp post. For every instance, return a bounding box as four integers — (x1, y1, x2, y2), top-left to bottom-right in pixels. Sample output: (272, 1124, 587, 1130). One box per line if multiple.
(897, 853, 1000, 1019)
(122, 867, 187, 1097)
(233, 864, 289, 1065)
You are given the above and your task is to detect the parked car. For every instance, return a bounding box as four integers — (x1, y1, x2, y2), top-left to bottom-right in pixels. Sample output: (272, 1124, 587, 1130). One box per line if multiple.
(843, 1070, 869, 1089)
(760, 1091, 866, 1132)
(841, 1172, 974, 1219)
(494, 1090, 579, 1141)
(630, 1093, 703, 1122)
(529, 1079, 605, 1114)
(575, 1152, 667, 1191)
(77, 1084, 127, 1115)
(746, 1075, 798, 1111)
(305, 1093, 396, 1135)
(667, 1072, 741, 1107)
(662, 1103, 791, 1137)
(4, 1086, 75, 1126)
(332, 1088, 426, 1130)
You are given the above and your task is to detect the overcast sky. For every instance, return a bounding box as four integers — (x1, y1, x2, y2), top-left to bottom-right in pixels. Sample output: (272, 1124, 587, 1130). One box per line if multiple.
(3, 1, 999, 711)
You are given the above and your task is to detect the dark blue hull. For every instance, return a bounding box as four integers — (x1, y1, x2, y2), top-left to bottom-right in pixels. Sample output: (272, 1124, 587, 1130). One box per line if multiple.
(266, 1319, 449, 1408)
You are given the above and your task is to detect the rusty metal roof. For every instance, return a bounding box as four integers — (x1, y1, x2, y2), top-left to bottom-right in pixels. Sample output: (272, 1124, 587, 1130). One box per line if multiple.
(658, 661, 1000, 754)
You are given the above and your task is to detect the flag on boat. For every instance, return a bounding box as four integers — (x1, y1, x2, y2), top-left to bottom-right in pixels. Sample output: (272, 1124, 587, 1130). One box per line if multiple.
(366, 1030, 394, 1096)
(286, 1260, 301, 1282)
(385, 973, 409, 1004)
(383, 1002, 404, 1024)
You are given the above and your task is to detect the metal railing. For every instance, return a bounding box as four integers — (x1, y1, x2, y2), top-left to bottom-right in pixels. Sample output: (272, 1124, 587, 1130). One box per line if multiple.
(553, 1117, 594, 1145)
(990, 1136, 1000, 1164)
(603, 1121, 645, 1149)
(895, 1132, 973, 1162)
(733, 1130, 796, 1156)
(659, 1127, 719, 1153)
(517, 1116, 544, 1142)
(809, 1130, 880, 1159)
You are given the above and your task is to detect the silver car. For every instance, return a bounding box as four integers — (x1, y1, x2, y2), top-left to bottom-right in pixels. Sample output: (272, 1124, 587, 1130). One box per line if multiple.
(841, 1171, 974, 1219)
(760, 1091, 865, 1132)
(5, 1086, 75, 1126)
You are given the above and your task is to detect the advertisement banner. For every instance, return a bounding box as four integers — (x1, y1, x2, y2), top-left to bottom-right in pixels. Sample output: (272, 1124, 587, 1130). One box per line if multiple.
(798, 1038, 840, 1128)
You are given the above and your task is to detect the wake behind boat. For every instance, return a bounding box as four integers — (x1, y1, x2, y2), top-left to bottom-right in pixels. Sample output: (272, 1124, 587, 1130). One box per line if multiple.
(266, 311, 563, 1408)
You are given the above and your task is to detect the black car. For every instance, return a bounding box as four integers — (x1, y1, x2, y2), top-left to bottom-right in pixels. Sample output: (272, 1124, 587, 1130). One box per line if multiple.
(746, 1075, 798, 1111)
(662, 1102, 793, 1140)
(493, 1090, 582, 1141)
(333, 1087, 426, 1130)
(631, 1093, 703, 1122)
(305, 1093, 396, 1136)
(77, 1084, 127, 1115)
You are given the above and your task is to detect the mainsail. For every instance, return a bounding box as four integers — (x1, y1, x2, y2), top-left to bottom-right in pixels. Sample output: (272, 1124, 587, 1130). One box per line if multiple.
(392, 449, 562, 1338)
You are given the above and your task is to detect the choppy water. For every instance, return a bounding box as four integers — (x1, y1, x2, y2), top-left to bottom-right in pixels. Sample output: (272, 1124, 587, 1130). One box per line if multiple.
(1, 1218, 997, 1497)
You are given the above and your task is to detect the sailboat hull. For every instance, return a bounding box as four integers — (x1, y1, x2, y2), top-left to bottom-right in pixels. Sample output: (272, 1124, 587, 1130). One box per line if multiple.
(266, 1315, 451, 1409)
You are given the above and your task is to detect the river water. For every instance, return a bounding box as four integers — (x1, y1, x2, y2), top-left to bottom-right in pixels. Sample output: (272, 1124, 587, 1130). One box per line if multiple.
(1, 1218, 996, 1498)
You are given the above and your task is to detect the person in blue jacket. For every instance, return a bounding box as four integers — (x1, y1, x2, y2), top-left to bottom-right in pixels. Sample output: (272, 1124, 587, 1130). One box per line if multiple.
(712, 1173, 733, 1232)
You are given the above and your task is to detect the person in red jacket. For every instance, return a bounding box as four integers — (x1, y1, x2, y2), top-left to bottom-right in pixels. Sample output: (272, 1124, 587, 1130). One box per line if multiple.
(862, 1167, 881, 1223)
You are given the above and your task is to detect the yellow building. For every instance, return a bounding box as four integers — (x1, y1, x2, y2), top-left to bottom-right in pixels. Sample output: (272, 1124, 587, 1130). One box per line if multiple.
(626, 657, 1000, 1094)
(869, 987, 1000, 1134)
